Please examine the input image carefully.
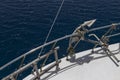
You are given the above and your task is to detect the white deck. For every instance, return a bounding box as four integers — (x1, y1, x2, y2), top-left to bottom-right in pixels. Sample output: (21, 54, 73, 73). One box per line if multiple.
(24, 43, 120, 80)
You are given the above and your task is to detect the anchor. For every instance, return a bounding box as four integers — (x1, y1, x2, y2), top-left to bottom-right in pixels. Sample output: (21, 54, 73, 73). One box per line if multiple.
(66, 21, 120, 67)
(66, 19, 96, 60)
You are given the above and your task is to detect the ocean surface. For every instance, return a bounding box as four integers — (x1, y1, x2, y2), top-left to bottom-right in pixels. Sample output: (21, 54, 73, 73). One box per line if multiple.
(0, 0, 120, 79)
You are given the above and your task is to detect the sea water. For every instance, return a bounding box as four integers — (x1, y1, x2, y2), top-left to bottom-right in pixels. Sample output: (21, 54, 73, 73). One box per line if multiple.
(0, 0, 120, 79)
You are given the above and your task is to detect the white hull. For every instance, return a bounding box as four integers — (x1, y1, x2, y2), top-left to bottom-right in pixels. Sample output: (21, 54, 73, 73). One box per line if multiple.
(24, 43, 120, 80)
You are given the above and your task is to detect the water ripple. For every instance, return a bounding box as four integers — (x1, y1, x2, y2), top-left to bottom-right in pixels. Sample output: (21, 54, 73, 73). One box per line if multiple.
(0, 0, 120, 79)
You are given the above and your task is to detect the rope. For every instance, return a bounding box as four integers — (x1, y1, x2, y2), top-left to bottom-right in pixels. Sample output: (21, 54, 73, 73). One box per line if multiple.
(38, 0, 65, 57)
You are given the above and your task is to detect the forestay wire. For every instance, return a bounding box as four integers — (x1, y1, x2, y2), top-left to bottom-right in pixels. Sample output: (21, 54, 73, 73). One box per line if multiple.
(38, 0, 65, 57)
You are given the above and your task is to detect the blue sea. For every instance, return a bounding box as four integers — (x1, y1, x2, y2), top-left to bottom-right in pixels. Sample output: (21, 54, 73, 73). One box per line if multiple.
(0, 0, 120, 79)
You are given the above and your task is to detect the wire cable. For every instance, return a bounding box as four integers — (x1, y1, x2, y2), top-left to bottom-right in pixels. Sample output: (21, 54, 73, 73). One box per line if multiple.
(38, 0, 65, 57)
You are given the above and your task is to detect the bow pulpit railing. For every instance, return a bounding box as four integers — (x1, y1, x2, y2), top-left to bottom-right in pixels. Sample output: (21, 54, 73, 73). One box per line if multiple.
(2, 47, 61, 80)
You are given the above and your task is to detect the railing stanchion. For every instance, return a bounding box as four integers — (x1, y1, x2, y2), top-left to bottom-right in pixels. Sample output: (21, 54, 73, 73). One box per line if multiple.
(54, 47, 60, 71)
(10, 75, 15, 80)
(32, 63, 40, 80)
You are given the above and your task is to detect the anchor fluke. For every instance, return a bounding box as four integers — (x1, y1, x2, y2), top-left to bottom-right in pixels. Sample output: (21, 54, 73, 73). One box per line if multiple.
(81, 19, 96, 27)
(71, 19, 97, 44)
